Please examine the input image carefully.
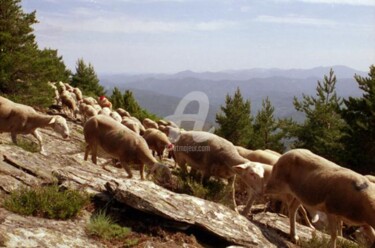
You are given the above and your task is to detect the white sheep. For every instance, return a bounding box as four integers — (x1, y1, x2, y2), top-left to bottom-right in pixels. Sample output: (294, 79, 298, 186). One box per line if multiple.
(98, 107, 111, 116)
(233, 162, 314, 229)
(265, 149, 375, 248)
(72, 87, 83, 101)
(116, 108, 131, 117)
(172, 130, 264, 212)
(98, 96, 112, 109)
(109, 111, 122, 123)
(0, 96, 70, 154)
(82, 97, 98, 106)
(60, 90, 77, 119)
(83, 115, 171, 181)
(142, 118, 159, 129)
(47, 81, 60, 104)
(79, 103, 98, 123)
(121, 116, 145, 135)
(236, 146, 280, 165)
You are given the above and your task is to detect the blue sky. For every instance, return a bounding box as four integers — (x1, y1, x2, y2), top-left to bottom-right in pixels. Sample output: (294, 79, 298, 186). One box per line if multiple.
(22, 0, 375, 74)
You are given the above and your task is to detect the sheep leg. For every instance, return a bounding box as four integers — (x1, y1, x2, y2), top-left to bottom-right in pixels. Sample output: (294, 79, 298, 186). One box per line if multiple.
(242, 190, 256, 216)
(31, 130, 45, 155)
(288, 197, 301, 243)
(91, 145, 97, 164)
(140, 164, 145, 180)
(120, 161, 133, 178)
(327, 214, 339, 248)
(298, 205, 315, 229)
(84, 145, 90, 161)
(10, 132, 18, 144)
(229, 175, 239, 213)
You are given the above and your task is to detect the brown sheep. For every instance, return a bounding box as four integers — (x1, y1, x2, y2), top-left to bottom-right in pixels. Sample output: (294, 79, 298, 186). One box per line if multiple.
(98, 96, 112, 109)
(83, 115, 170, 180)
(265, 149, 375, 248)
(142, 118, 159, 129)
(116, 108, 131, 117)
(236, 147, 279, 165)
(0, 96, 70, 154)
(142, 128, 173, 160)
(173, 130, 264, 211)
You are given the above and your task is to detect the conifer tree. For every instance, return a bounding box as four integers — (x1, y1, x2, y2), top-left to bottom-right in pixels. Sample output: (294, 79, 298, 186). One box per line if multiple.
(110, 87, 124, 109)
(251, 97, 284, 152)
(0, 0, 70, 106)
(341, 65, 375, 173)
(71, 58, 105, 97)
(291, 69, 346, 162)
(215, 87, 253, 146)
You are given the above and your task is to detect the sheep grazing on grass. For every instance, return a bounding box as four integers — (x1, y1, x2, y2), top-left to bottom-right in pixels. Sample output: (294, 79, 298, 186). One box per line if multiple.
(0, 96, 70, 154)
(142, 128, 174, 160)
(83, 115, 171, 181)
(172, 130, 264, 212)
(265, 149, 375, 248)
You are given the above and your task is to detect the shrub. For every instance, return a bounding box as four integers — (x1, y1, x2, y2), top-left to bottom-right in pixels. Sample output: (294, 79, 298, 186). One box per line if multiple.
(86, 210, 137, 246)
(3, 185, 89, 220)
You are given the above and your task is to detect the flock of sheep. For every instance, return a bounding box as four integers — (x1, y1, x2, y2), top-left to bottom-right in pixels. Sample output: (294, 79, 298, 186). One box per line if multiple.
(0, 81, 374, 248)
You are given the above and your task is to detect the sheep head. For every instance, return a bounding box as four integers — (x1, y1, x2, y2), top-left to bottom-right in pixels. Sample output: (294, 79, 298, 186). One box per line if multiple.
(233, 161, 264, 195)
(49, 116, 70, 139)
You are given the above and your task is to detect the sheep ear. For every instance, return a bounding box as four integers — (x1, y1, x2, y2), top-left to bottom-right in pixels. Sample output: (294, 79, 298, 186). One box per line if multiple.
(49, 117, 56, 124)
(233, 163, 250, 171)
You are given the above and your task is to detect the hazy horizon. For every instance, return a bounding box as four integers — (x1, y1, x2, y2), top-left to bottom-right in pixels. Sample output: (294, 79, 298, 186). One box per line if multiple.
(22, 0, 375, 74)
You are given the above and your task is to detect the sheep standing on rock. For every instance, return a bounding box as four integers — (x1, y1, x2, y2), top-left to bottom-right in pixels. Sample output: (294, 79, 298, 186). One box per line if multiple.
(233, 162, 314, 229)
(83, 115, 170, 180)
(265, 149, 375, 248)
(142, 128, 173, 160)
(172, 130, 264, 211)
(0, 96, 70, 154)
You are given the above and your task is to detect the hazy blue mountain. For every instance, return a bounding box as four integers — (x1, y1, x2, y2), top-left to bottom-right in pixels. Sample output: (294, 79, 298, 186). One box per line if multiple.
(100, 66, 366, 127)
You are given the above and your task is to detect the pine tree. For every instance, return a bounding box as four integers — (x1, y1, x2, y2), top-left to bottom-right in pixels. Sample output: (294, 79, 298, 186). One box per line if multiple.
(0, 0, 70, 106)
(291, 69, 346, 163)
(341, 65, 375, 173)
(122, 90, 157, 120)
(110, 87, 124, 109)
(251, 97, 284, 152)
(71, 58, 105, 97)
(215, 87, 253, 146)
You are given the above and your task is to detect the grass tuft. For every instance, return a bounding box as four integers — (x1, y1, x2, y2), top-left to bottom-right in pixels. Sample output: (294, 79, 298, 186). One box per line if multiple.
(300, 234, 361, 248)
(86, 210, 138, 246)
(15, 137, 39, 153)
(3, 185, 89, 220)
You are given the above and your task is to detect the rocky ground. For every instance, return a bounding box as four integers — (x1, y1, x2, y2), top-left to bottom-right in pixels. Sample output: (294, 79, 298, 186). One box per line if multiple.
(0, 115, 359, 248)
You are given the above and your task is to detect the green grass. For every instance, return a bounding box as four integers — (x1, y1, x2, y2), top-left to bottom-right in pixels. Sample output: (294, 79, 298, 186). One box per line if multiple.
(15, 137, 39, 153)
(174, 170, 229, 206)
(3, 185, 89, 220)
(86, 210, 138, 246)
(300, 234, 361, 248)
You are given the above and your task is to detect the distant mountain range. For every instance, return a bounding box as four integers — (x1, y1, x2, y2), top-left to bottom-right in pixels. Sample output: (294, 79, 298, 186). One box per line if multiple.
(99, 65, 367, 129)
